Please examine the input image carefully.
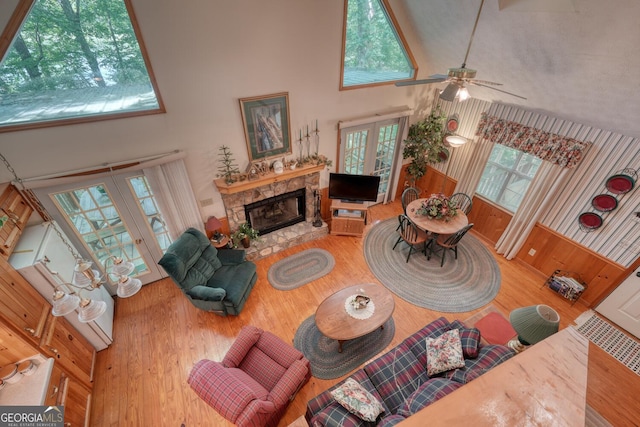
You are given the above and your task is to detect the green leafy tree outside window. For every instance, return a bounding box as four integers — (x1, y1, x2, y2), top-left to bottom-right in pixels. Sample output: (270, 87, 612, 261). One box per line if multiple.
(0, 0, 162, 130)
(342, 0, 416, 87)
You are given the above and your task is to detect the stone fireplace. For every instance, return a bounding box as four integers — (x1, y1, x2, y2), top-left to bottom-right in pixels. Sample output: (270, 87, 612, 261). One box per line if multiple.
(215, 164, 328, 260)
(244, 188, 306, 235)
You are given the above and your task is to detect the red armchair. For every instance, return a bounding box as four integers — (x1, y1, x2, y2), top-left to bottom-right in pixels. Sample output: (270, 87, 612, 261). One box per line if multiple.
(188, 325, 311, 427)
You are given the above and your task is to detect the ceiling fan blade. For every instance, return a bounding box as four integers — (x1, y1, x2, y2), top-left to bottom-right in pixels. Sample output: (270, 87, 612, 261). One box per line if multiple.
(427, 74, 449, 80)
(439, 83, 460, 102)
(468, 79, 502, 86)
(473, 82, 527, 100)
(395, 77, 447, 87)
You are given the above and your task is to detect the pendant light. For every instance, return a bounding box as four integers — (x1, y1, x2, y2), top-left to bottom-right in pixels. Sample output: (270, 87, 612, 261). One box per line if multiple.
(0, 151, 142, 325)
(105, 256, 143, 298)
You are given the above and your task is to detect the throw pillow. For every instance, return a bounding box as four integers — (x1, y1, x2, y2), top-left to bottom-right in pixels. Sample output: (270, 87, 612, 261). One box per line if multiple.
(330, 378, 385, 422)
(458, 327, 481, 359)
(425, 329, 465, 376)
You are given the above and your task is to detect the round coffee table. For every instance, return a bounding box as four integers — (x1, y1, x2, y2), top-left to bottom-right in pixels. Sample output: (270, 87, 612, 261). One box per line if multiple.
(315, 283, 395, 352)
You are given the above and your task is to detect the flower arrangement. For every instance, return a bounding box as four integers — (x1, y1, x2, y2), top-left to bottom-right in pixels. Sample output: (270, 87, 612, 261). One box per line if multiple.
(416, 193, 458, 221)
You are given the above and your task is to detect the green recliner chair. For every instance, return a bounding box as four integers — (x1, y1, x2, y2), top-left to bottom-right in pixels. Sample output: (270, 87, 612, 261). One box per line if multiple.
(158, 227, 257, 316)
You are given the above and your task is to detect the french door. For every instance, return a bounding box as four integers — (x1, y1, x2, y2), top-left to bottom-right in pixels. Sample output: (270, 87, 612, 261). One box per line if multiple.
(339, 118, 401, 204)
(35, 171, 171, 288)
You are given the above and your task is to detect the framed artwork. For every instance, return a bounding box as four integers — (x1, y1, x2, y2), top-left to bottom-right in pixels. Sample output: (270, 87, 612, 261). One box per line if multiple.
(239, 92, 292, 162)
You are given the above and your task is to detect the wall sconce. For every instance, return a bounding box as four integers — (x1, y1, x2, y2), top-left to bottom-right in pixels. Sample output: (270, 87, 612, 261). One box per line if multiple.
(444, 135, 468, 147)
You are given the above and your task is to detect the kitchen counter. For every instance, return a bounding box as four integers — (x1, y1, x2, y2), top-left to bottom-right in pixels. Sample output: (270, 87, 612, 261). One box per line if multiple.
(0, 354, 54, 406)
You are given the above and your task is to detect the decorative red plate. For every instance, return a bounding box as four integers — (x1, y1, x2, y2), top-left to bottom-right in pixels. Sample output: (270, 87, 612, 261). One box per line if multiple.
(578, 212, 603, 230)
(591, 194, 618, 212)
(605, 174, 635, 194)
(446, 116, 459, 132)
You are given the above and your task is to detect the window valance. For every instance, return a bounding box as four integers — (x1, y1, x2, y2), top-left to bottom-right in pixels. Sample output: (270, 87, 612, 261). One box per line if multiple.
(476, 113, 591, 168)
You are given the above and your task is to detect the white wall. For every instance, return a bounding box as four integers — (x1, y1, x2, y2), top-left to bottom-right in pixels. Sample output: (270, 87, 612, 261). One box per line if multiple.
(0, 0, 431, 219)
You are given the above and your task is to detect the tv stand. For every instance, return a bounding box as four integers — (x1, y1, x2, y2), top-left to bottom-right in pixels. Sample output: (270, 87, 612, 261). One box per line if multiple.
(330, 200, 368, 237)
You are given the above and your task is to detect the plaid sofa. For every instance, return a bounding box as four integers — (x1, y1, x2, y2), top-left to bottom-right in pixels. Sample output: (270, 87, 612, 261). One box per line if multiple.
(305, 317, 515, 426)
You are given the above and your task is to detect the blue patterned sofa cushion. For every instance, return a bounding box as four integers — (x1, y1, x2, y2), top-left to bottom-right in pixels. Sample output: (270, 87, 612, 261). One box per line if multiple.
(363, 343, 428, 415)
(445, 344, 515, 383)
(395, 378, 463, 418)
(449, 320, 482, 359)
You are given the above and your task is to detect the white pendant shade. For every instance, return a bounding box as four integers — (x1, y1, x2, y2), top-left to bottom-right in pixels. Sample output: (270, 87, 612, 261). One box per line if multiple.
(109, 258, 135, 276)
(456, 86, 470, 101)
(72, 269, 102, 287)
(117, 276, 142, 298)
(73, 259, 102, 288)
(78, 299, 107, 323)
(52, 291, 81, 316)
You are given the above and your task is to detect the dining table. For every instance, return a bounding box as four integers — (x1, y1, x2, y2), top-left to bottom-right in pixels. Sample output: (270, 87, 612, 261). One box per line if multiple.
(406, 198, 469, 235)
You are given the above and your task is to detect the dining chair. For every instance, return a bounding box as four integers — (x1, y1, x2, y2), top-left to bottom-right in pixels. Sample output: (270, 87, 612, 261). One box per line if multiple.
(401, 187, 420, 214)
(450, 192, 473, 215)
(393, 214, 429, 263)
(426, 223, 474, 267)
(397, 187, 420, 231)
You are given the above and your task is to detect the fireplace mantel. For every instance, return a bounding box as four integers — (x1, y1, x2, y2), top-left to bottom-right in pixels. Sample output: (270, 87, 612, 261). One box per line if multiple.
(214, 164, 326, 195)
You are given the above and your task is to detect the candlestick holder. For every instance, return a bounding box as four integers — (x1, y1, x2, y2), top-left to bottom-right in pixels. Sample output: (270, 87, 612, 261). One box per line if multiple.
(313, 128, 320, 155)
(297, 136, 304, 163)
(305, 132, 311, 158)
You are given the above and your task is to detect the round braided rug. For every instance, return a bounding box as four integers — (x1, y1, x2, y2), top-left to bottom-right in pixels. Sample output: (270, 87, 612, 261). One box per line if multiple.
(363, 218, 501, 312)
(293, 315, 395, 380)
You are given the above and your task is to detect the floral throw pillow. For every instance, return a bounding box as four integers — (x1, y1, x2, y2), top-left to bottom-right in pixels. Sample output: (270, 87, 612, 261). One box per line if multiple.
(425, 329, 465, 376)
(330, 378, 385, 422)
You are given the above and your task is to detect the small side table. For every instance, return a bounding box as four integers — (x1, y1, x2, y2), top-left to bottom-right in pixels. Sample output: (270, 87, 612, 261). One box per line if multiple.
(210, 234, 230, 249)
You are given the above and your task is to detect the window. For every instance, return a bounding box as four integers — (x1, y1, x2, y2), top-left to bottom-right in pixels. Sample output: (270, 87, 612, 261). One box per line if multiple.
(476, 145, 542, 212)
(341, 0, 416, 88)
(127, 175, 172, 252)
(0, 0, 163, 132)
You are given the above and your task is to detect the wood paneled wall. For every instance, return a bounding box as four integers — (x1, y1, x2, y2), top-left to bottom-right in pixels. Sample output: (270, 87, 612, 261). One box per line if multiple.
(515, 224, 626, 306)
(466, 197, 513, 244)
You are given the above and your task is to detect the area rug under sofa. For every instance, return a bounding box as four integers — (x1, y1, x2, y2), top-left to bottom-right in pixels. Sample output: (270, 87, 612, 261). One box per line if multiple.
(305, 317, 515, 426)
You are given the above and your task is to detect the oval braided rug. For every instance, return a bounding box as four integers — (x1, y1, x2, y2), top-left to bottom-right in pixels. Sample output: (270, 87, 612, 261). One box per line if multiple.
(293, 315, 395, 379)
(267, 248, 335, 290)
(363, 218, 501, 312)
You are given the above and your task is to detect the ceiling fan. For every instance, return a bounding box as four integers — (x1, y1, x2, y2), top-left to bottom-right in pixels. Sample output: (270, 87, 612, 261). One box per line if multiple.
(396, 0, 526, 101)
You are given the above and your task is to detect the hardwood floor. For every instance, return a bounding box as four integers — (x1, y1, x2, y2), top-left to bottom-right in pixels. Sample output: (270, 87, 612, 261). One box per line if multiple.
(90, 201, 640, 427)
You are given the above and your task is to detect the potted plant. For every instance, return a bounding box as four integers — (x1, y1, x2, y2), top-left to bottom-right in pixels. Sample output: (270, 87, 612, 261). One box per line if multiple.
(231, 223, 260, 248)
(402, 108, 449, 186)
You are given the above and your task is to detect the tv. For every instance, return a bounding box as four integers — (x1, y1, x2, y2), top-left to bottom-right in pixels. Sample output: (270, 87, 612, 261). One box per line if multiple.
(328, 173, 381, 203)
